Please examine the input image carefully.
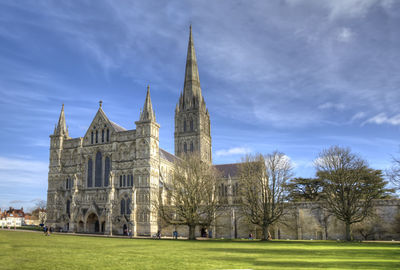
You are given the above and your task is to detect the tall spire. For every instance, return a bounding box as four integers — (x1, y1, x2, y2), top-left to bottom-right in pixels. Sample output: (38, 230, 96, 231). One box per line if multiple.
(181, 25, 202, 109)
(140, 85, 156, 122)
(55, 104, 68, 137)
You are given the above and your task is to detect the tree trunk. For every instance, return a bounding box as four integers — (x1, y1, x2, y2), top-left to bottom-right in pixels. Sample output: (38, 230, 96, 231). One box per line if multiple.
(324, 224, 328, 240)
(262, 224, 270, 241)
(188, 224, 196, 240)
(345, 222, 352, 241)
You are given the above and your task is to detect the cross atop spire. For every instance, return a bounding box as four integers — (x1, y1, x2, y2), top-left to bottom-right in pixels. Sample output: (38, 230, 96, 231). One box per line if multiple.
(180, 25, 203, 110)
(54, 104, 68, 137)
(139, 85, 156, 122)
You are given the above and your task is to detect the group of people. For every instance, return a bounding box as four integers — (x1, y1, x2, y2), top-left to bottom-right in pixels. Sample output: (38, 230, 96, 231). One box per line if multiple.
(43, 226, 53, 236)
(123, 228, 133, 238)
(152, 230, 178, 239)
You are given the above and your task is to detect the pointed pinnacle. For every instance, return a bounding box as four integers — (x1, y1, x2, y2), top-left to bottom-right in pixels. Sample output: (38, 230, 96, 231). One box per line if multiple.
(55, 104, 68, 137)
(140, 85, 156, 122)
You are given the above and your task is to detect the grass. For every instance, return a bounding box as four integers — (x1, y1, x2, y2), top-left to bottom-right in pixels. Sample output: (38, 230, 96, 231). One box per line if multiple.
(1, 230, 399, 270)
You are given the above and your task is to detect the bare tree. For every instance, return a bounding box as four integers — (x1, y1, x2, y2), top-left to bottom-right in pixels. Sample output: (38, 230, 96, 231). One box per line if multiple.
(158, 154, 220, 240)
(352, 214, 382, 240)
(31, 200, 47, 224)
(35, 200, 47, 210)
(316, 146, 390, 241)
(387, 156, 400, 190)
(238, 152, 293, 241)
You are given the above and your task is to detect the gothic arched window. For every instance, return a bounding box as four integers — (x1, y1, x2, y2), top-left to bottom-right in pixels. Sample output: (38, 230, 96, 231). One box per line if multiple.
(120, 199, 125, 215)
(66, 200, 70, 215)
(87, 159, 93, 187)
(126, 198, 131, 215)
(104, 157, 111, 187)
(184, 142, 187, 153)
(120, 175, 122, 187)
(123, 175, 126, 187)
(190, 142, 194, 152)
(95, 130, 98, 143)
(95, 152, 102, 187)
(101, 129, 104, 143)
(183, 119, 187, 132)
(190, 119, 193, 131)
(91, 132, 94, 144)
(106, 129, 110, 142)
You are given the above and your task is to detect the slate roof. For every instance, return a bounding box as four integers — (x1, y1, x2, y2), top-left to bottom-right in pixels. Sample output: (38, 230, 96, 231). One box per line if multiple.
(160, 148, 179, 163)
(110, 121, 127, 132)
(214, 163, 241, 178)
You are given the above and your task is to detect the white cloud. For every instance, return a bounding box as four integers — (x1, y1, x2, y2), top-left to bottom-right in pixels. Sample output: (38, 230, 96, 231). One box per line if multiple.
(327, 0, 378, 19)
(363, 113, 400, 126)
(215, 147, 251, 157)
(0, 156, 48, 186)
(291, 159, 314, 169)
(350, 112, 366, 122)
(337, 27, 354, 42)
(318, 102, 346, 110)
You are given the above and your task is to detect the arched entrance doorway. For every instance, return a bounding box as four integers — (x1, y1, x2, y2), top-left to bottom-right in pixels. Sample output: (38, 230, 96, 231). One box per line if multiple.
(78, 221, 84, 232)
(200, 228, 207, 238)
(86, 213, 100, 233)
(101, 221, 106, 233)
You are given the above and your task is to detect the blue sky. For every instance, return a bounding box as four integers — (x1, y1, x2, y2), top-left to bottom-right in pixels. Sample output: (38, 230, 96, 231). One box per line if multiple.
(1, 0, 400, 210)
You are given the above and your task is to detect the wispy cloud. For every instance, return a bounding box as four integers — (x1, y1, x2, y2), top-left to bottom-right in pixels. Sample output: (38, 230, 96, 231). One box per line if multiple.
(318, 102, 346, 110)
(337, 27, 354, 43)
(0, 156, 48, 189)
(350, 112, 366, 122)
(363, 113, 400, 126)
(215, 147, 251, 157)
(0, 156, 48, 209)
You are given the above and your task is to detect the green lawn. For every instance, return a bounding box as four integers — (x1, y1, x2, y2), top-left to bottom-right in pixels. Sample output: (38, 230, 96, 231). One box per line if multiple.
(1, 230, 399, 270)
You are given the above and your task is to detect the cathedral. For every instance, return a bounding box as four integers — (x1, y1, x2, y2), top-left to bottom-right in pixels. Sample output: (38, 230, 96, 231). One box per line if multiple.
(46, 28, 400, 240)
(46, 27, 215, 236)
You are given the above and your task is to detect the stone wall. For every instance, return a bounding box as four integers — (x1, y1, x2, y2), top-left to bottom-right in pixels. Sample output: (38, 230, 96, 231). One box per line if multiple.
(159, 199, 400, 240)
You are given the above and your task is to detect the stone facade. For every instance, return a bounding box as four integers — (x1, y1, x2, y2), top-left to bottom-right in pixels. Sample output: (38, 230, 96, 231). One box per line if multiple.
(46, 87, 176, 236)
(46, 27, 400, 240)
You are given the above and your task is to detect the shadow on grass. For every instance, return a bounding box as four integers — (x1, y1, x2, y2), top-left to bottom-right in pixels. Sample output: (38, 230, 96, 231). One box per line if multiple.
(209, 255, 400, 269)
(204, 247, 400, 258)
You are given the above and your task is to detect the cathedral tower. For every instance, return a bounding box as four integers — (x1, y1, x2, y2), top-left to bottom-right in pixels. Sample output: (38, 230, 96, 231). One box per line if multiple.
(175, 26, 212, 163)
(135, 86, 160, 236)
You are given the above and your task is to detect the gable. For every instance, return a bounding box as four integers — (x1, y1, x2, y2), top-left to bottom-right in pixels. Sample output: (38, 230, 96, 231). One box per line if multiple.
(82, 108, 126, 146)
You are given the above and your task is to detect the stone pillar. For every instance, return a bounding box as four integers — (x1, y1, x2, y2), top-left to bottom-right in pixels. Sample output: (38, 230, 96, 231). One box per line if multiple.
(296, 207, 302, 240)
(131, 188, 137, 237)
(105, 208, 113, 236)
(105, 171, 115, 236)
(231, 208, 236, 239)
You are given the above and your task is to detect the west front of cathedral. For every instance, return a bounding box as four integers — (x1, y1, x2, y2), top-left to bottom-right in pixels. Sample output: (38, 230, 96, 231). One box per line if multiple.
(46, 28, 400, 240)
